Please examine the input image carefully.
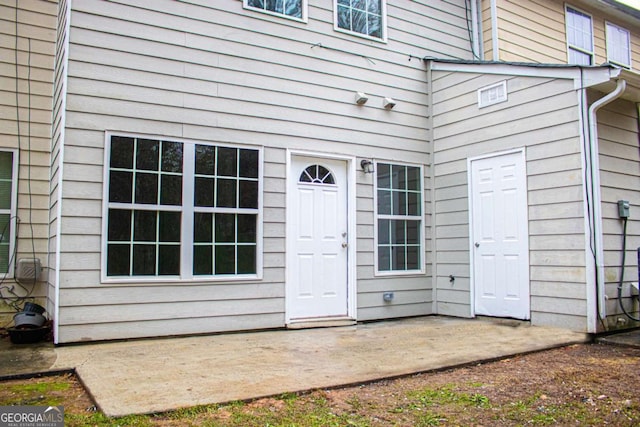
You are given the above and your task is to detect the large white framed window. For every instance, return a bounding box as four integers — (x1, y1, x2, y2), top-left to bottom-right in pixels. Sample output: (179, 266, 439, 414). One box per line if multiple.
(565, 5, 594, 65)
(335, 0, 387, 42)
(244, 0, 307, 22)
(0, 149, 18, 276)
(375, 162, 423, 274)
(606, 22, 631, 68)
(103, 134, 261, 282)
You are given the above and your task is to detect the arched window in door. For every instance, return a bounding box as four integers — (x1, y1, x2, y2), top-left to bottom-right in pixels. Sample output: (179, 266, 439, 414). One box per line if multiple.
(299, 164, 335, 185)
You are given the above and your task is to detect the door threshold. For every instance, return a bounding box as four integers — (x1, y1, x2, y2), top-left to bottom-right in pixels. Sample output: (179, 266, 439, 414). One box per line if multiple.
(287, 318, 356, 329)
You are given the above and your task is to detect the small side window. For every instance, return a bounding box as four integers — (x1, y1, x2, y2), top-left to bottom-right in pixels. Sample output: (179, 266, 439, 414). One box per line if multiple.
(565, 6, 594, 65)
(606, 22, 631, 69)
(244, 0, 307, 22)
(335, 0, 387, 42)
(0, 150, 17, 276)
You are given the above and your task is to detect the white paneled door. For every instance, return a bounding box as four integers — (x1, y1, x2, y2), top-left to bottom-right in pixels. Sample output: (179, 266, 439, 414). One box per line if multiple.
(288, 156, 348, 320)
(470, 151, 530, 320)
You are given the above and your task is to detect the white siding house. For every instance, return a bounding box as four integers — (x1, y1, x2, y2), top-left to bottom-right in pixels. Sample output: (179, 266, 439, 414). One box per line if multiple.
(46, 0, 477, 343)
(429, 60, 640, 333)
(3, 0, 639, 343)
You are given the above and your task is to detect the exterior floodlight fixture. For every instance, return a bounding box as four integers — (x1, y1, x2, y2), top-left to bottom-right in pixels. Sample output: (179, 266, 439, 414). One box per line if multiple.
(360, 159, 374, 174)
(355, 92, 369, 105)
(383, 97, 396, 109)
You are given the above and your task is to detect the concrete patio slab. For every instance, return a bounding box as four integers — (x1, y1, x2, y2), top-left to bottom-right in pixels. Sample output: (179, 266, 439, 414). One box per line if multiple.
(43, 317, 589, 417)
(596, 328, 640, 348)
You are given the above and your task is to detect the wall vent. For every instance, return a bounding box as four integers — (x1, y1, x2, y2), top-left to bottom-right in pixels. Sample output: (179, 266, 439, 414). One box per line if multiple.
(478, 81, 508, 108)
(16, 258, 41, 282)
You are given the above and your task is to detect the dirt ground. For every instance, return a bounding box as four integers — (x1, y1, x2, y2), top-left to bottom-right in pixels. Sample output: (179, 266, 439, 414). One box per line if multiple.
(1, 343, 639, 426)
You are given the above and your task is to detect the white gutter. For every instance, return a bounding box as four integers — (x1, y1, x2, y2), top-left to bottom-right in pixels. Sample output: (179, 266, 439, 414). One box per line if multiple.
(490, 0, 499, 61)
(426, 60, 438, 314)
(587, 77, 626, 323)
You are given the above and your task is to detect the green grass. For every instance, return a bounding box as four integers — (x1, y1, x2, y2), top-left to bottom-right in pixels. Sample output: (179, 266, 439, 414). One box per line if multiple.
(407, 384, 491, 409)
(3, 357, 639, 427)
(0, 381, 70, 407)
(389, 384, 492, 426)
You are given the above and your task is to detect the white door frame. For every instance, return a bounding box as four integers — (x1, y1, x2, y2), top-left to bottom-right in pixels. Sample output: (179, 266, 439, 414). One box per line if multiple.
(285, 150, 357, 323)
(467, 148, 530, 319)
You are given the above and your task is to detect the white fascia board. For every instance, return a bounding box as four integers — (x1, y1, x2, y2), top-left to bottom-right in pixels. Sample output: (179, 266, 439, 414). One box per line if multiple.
(428, 61, 582, 79)
(577, 67, 620, 89)
(427, 61, 621, 90)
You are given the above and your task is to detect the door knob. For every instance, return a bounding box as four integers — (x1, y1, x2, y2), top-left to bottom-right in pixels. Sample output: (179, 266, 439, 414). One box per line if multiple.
(475, 242, 480, 248)
(342, 242, 348, 248)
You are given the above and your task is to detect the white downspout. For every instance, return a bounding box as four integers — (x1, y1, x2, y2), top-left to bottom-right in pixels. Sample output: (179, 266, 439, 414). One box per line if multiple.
(588, 78, 626, 323)
(427, 60, 438, 314)
(490, 0, 499, 61)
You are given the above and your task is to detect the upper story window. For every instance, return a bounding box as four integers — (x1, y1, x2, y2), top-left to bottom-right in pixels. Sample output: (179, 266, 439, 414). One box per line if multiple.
(606, 22, 631, 68)
(104, 135, 261, 281)
(565, 6, 594, 65)
(335, 0, 386, 41)
(244, 0, 307, 21)
(375, 162, 423, 275)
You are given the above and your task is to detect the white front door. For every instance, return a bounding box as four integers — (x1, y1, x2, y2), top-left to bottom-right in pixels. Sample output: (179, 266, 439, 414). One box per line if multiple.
(470, 151, 530, 320)
(288, 156, 349, 320)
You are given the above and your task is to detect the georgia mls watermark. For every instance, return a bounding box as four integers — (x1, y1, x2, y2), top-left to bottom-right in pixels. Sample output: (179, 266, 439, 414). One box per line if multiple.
(0, 406, 64, 427)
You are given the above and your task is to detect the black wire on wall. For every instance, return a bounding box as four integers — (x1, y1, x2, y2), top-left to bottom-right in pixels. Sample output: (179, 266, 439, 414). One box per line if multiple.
(0, 1, 38, 318)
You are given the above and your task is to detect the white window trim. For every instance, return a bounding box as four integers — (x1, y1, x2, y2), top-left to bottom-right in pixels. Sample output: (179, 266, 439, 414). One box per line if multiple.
(373, 160, 425, 277)
(243, 0, 308, 23)
(478, 80, 508, 108)
(0, 148, 18, 278)
(333, 0, 388, 43)
(565, 4, 594, 65)
(101, 132, 263, 284)
(605, 21, 631, 69)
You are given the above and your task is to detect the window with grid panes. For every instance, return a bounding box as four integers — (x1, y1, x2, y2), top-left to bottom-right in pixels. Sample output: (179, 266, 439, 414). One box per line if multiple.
(606, 22, 631, 68)
(244, 0, 305, 20)
(566, 6, 594, 65)
(0, 151, 16, 274)
(375, 163, 422, 273)
(336, 0, 386, 40)
(105, 135, 259, 279)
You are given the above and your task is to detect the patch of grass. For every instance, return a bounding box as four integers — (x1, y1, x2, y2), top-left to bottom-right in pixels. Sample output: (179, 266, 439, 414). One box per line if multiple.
(397, 384, 491, 426)
(9, 382, 70, 394)
(408, 384, 491, 409)
(165, 403, 216, 420)
(66, 412, 154, 427)
(346, 395, 363, 411)
(467, 381, 484, 388)
(413, 410, 448, 426)
(0, 380, 71, 407)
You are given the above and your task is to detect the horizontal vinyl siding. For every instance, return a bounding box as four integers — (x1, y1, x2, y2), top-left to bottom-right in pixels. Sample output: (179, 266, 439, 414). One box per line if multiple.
(481, 0, 494, 60)
(0, 0, 56, 321)
(494, 0, 566, 63)
(55, 0, 473, 342)
(432, 70, 589, 329)
(491, 0, 640, 70)
(595, 98, 640, 328)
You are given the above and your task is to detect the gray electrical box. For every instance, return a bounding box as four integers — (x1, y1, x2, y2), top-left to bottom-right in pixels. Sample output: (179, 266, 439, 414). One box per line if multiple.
(618, 200, 630, 218)
(16, 258, 41, 282)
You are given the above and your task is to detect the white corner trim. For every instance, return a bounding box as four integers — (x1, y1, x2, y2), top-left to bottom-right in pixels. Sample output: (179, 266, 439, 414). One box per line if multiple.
(490, 0, 499, 61)
(52, 0, 72, 345)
